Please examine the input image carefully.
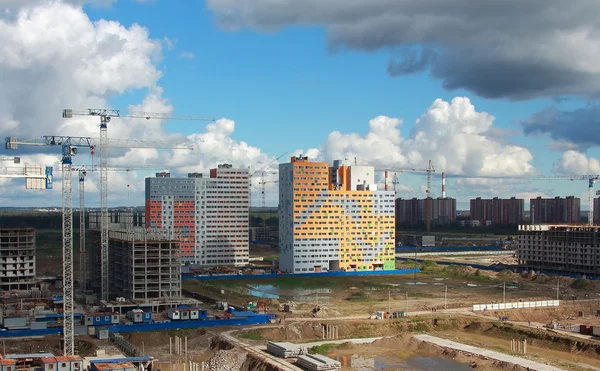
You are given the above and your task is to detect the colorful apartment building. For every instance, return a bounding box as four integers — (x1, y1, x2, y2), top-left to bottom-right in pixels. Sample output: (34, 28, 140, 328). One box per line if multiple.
(145, 164, 250, 266)
(279, 156, 396, 273)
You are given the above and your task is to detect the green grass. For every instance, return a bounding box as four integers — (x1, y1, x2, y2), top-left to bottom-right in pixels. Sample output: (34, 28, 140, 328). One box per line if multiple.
(239, 331, 265, 341)
(308, 343, 336, 355)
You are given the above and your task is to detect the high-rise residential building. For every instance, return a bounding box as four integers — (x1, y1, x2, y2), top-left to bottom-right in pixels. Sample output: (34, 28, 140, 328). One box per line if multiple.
(395, 197, 456, 226)
(518, 224, 600, 276)
(145, 164, 250, 266)
(530, 196, 580, 224)
(594, 197, 600, 225)
(470, 197, 524, 225)
(279, 156, 396, 273)
(0, 229, 36, 291)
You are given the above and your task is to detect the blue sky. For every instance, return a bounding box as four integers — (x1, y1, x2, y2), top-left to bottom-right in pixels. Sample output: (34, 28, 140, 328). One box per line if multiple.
(1, 0, 599, 208)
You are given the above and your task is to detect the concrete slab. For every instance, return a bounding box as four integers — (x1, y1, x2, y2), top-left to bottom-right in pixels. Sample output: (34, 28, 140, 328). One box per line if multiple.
(414, 334, 564, 371)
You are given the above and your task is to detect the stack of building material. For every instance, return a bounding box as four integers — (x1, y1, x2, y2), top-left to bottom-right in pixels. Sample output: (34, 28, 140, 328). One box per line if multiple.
(296, 354, 341, 371)
(266, 342, 307, 358)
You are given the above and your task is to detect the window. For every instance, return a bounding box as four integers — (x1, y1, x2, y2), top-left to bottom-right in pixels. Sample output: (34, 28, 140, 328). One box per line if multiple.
(62, 364, 67, 368)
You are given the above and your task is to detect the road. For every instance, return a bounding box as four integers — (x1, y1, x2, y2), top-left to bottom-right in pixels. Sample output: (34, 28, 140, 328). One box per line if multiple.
(414, 334, 564, 371)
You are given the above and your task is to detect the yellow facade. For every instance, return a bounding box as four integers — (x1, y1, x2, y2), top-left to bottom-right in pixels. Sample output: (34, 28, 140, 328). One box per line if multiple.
(287, 156, 395, 272)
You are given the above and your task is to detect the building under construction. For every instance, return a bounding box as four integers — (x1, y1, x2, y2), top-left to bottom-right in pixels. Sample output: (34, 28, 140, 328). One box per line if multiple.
(517, 224, 600, 277)
(0, 229, 36, 291)
(87, 212, 181, 300)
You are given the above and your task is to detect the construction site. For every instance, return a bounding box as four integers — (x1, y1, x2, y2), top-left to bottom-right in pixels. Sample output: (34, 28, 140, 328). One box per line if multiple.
(0, 106, 599, 371)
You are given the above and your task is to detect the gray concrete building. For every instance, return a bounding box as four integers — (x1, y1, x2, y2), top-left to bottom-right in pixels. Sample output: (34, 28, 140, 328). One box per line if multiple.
(0, 229, 36, 290)
(88, 213, 181, 300)
(517, 224, 600, 277)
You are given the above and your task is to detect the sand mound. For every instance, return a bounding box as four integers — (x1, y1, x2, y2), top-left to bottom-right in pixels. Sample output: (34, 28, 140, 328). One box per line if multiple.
(371, 333, 416, 349)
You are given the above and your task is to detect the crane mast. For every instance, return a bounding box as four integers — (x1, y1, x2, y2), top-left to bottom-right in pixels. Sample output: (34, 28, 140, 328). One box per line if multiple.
(63, 109, 213, 301)
(79, 171, 86, 292)
(378, 161, 435, 232)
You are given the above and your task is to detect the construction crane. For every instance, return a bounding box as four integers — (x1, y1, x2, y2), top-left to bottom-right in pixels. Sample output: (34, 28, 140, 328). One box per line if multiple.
(5, 135, 190, 356)
(56, 165, 167, 292)
(533, 175, 600, 226)
(377, 160, 435, 232)
(258, 172, 279, 227)
(0, 165, 53, 189)
(249, 152, 287, 207)
(63, 108, 214, 303)
(0, 156, 20, 163)
(5, 135, 92, 356)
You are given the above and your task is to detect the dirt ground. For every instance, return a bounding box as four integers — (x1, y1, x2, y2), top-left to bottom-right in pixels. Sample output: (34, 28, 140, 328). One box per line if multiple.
(237, 315, 600, 370)
(329, 334, 525, 371)
(0, 335, 110, 357)
(185, 266, 600, 317)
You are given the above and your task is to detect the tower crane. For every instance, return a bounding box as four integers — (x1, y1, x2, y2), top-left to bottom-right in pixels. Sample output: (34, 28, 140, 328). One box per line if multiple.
(258, 172, 279, 227)
(0, 164, 53, 189)
(376, 160, 436, 232)
(533, 175, 600, 226)
(0, 156, 20, 163)
(5, 135, 191, 356)
(62, 108, 214, 303)
(248, 152, 287, 208)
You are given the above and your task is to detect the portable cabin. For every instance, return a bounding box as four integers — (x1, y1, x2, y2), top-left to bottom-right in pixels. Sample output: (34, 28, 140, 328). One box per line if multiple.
(40, 357, 57, 371)
(166, 308, 180, 320)
(67, 356, 82, 371)
(55, 356, 70, 371)
(126, 310, 143, 324)
(179, 309, 190, 321)
(84, 313, 119, 326)
(0, 359, 16, 371)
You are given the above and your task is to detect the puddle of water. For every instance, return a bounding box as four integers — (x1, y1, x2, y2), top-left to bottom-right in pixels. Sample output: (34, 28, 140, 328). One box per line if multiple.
(433, 278, 447, 281)
(329, 353, 471, 370)
(466, 284, 478, 287)
(440, 330, 600, 369)
(246, 284, 332, 302)
(405, 282, 427, 285)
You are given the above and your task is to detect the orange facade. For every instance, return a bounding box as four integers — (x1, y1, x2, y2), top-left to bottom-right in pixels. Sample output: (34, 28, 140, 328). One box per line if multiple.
(288, 156, 395, 272)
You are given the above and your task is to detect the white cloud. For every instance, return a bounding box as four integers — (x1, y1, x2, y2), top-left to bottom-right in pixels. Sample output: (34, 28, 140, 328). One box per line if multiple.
(553, 151, 600, 175)
(320, 97, 536, 178)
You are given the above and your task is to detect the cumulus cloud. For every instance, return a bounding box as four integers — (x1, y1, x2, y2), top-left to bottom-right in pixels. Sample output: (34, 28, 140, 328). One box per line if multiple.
(319, 97, 536, 178)
(553, 151, 600, 175)
(0, 1, 278, 207)
(207, 0, 600, 100)
(522, 105, 600, 151)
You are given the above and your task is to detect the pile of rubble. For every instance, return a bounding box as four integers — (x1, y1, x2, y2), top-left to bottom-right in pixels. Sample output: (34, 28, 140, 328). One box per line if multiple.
(206, 349, 247, 371)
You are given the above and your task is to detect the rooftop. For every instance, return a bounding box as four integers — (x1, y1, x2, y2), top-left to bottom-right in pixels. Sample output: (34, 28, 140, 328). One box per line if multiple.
(5, 353, 54, 359)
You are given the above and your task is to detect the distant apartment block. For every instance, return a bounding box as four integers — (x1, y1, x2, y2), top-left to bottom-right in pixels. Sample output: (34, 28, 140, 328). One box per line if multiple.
(530, 196, 580, 224)
(395, 197, 456, 226)
(279, 156, 396, 273)
(595, 197, 600, 224)
(470, 197, 524, 225)
(0, 229, 36, 290)
(145, 164, 250, 266)
(518, 224, 600, 276)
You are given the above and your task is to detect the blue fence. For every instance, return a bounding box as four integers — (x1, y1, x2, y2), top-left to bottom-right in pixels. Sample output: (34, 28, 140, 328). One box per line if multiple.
(0, 328, 62, 338)
(184, 268, 419, 281)
(395, 245, 506, 253)
(108, 315, 271, 333)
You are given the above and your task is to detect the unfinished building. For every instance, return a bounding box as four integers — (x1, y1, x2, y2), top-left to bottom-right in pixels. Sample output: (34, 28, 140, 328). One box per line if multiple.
(0, 229, 36, 291)
(517, 224, 600, 277)
(88, 213, 181, 300)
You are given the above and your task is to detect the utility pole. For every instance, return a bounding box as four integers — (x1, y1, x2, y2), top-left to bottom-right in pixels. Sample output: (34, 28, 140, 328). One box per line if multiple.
(503, 282, 506, 304)
(444, 285, 447, 309)
(388, 290, 391, 313)
(414, 244, 418, 281)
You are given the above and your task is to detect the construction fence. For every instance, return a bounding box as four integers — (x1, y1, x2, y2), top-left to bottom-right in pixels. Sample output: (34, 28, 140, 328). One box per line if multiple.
(473, 300, 560, 312)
